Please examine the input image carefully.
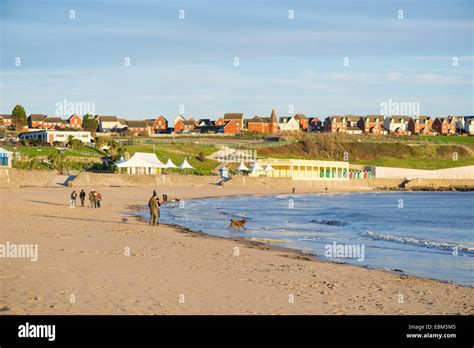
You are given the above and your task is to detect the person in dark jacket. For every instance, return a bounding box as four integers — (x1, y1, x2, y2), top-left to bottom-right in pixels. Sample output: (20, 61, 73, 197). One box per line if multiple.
(70, 191, 77, 208)
(148, 192, 161, 226)
(79, 189, 86, 207)
(96, 191, 102, 208)
(89, 190, 96, 208)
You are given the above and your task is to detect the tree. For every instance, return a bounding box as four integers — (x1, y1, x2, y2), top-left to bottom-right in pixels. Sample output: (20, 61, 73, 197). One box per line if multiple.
(12, 104, 27, 130)
(82, 114, 98, 131)
(198, 151, 206, 162)
(48, 151, 65, 173)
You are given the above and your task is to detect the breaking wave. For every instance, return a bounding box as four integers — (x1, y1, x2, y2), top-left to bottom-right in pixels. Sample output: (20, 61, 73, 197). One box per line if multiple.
(365, 231, 474, 255)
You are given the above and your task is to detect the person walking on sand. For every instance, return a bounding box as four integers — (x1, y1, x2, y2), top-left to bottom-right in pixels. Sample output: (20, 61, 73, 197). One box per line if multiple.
(96, 191, 102, 208)
(148, 192, 161, 226)
(89, 190, 96, 208)
(70, 190, 77, 208)
(79, 189, 86, 207)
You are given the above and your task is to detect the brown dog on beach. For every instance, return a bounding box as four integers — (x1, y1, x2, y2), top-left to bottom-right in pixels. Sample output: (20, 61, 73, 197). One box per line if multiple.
(229, 218, 249, 231)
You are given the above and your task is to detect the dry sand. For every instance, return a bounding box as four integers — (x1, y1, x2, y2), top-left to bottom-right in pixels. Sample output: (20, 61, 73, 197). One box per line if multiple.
(1, 185, 473, 315)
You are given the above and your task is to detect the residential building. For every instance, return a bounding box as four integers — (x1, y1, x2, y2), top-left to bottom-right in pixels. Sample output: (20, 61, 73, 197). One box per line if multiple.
(174, 120, 195, 133)
(408, 116, 434, 135)
(346, 115, 363, 134)
(126, 120, 154, 135)
(219, 120, 241, 135)
(215, 117, 225, 127)
(0, 114, 12, 127)
(358, 115, 384, 134)
(0, 147, 13, 168)
(19, 130, 92, 144)
(463, 116, 474, 135)
(247, 109, 279, 133)
(42, 116, 65, 129)
(433, 116, 457, 135)
(67, 114, 82, 129)
(308, 117, 323, 132)
(294, 114, 309, 130)
(249, 158, 349, 181)
(28, 114, 46, 128)
(96, 115, 120, 132)
(173, 115, 186, 128)
(324, 116, 347, 133)
(383, 116, 412, 135)
(223, 113, 244, 129)
(153, 115, 168, 132)
(279, 116, 300, 132)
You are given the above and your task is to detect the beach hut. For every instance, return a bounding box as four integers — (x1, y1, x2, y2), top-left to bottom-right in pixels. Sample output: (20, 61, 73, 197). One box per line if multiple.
(0, 147, 13, 168)
(236, 161, 249, 172)
(116, 152, 166, 174)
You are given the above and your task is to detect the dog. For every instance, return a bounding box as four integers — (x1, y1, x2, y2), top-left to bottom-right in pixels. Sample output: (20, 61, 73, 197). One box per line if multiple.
(229, 218, 249, 231)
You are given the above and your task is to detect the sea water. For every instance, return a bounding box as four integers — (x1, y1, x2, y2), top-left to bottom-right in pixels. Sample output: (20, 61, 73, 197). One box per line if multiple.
(155, 192, 474, 286)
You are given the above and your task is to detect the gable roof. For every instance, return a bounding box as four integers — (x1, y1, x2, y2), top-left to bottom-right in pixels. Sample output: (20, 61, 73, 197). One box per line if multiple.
(96, 115, 118, 122)
(389, 116, 412, 123)
(294, 114, 307, 120)
(43, 116, 63, 123)
(0, 114, 12, 119)
(224, 113, 243, 120)
(67, 114, 80, 121)
(127, 120, 148, 128)
(29, 114, 46, 121)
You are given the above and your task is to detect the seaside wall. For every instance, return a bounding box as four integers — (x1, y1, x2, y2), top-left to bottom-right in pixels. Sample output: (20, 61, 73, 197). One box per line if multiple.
(70, 172, 218, 188)
(405, 178, 474, 190)
(0, 168, 57, 188)
(223, 176, 404, 191)
(374, 165, 474, 180)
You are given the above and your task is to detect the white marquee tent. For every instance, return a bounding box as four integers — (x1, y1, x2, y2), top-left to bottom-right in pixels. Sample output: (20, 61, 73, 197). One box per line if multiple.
(116, 152, 166, 174)
(236, 161, 249, 171)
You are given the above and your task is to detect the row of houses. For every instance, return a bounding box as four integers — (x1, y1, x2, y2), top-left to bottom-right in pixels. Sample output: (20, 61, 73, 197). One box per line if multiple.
(324, 115, 467, 136)
(2, 111, 473, 136)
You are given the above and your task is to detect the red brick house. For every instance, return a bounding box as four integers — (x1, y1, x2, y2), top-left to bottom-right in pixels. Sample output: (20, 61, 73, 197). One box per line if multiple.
(247, 109, 279, 133)
(28, 114, 46, 128)
(215, 117, 225, 127)
(223, 113, 244, 129)
(220, 120, 241, 134)
(126, 120, 153, 135)
(43, 116, 65, 129)
(308, 117, 323, 132)
(174, 120, 195, 133)
(433, 117, 456, 135)
(294, 114, 309, 130)
(324, 116, 347, 133)
(146, 115, 168, 133)
(67, 114, 82, 129)
(358, 115, 384, 134)
(408, 116, 434, 135)
(0, 114, 12, 127)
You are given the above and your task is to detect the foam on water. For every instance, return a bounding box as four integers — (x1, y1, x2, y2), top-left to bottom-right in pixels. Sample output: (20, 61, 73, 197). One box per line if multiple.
(155, 192, 474, 286)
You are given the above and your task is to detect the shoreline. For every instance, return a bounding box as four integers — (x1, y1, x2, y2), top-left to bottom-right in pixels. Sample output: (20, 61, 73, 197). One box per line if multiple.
(1, 185, 473, 314)
(128, 199, 473, 290)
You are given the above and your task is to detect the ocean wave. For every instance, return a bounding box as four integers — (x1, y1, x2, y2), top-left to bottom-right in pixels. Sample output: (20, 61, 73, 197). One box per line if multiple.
(365, 231, 474, 255)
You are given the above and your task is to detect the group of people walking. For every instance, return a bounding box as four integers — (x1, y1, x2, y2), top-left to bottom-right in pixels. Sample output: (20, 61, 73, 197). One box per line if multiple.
(70, 189, 102, 208)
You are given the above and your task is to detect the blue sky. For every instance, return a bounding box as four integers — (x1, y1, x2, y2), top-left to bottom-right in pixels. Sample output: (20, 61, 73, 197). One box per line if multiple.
(1, 0, 473, 121)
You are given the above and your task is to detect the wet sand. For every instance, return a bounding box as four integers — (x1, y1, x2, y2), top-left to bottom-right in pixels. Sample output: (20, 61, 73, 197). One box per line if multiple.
(1, 185, 473, 314)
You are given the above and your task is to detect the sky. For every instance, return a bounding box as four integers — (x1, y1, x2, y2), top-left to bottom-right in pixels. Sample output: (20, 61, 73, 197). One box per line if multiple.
(0, 0, 473, 121)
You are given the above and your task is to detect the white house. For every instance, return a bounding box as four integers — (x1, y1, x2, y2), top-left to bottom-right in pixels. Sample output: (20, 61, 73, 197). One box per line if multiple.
(464, 116, 474, 135)
(279, 116, 300, 132)
(19, 130, 92, 145)
(383, 116, 412, 135)
(0, 147, 13, 167)
(95, 115, 123, 132)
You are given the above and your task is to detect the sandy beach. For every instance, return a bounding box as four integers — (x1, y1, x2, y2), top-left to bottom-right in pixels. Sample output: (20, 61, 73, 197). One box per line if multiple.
(1, 184, 473, 315)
